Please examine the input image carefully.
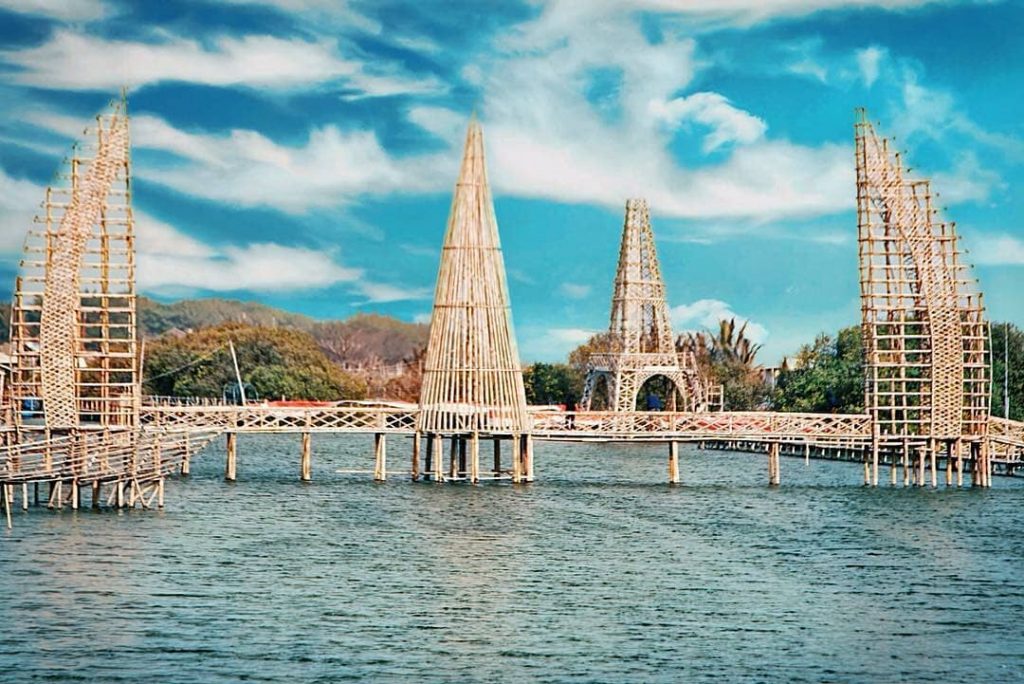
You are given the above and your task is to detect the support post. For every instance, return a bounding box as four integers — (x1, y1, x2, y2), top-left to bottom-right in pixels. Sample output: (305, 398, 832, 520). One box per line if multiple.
(449, 437, 458, 479)
(512, 434, 522, 484)
(92, 480, 100, 509)
(412, 431, 421, 482)
(930, 440, 938, 488)
(871, 440, 879, 486)
(225, 432, 237, 482)
(945, 441, 953, 487)
(957, 442, 965, 487)
(981, 438, 991, 488)
(768, 442, 780, 486)
(157, 478, 165, 509)
(668, 441, 680, 484)
(458, 438, 467, 478)
(805, 443, 810, 465)
(524, 434, 535, 482)
(493, 438, 502, 475)
(432, 434, 443, 482)
(373, 433, 387, 482)
(300, 432, 312, 482)
(22, 483, 28, 511)
(902, 446, 910, 487)
(470, 432, 480, 484)
(917, 447, 925, 487)
(181, 438, 191, 477)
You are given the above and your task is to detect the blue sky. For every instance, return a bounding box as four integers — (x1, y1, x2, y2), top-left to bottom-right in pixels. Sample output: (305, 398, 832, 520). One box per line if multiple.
(0, 0, 1021, 364)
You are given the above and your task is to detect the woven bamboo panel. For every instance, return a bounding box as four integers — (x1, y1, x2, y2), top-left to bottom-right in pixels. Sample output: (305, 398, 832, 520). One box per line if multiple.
(855, 110, 988, 445)
(582, 199, 711, 412)
(416, 120, 528, 434)
(9, 98, 137, 431)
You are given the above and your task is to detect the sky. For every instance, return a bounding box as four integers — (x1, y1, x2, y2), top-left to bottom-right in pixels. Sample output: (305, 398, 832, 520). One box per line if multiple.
(0, 0, 1021, 365)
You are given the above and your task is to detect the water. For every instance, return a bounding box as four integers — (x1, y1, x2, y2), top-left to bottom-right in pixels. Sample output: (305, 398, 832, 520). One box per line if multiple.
(2, 435, 1024, 682)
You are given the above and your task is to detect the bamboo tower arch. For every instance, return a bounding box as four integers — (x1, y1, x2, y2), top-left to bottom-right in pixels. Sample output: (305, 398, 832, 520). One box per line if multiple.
(416, 119, 528, 435)
(581, 199, 710, 412)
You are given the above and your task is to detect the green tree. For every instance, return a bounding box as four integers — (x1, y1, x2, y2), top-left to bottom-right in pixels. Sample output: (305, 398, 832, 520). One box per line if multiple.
(678, 318, 768, 410)
(144, 324, 366, 401)
(523, 362, 583, 406)
(990, 322, 1024, 421)
(773, 326, 864, 413)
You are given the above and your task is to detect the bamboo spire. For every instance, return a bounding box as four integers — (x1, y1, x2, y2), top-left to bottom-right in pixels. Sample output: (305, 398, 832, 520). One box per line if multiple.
(416, 119, 528, 434)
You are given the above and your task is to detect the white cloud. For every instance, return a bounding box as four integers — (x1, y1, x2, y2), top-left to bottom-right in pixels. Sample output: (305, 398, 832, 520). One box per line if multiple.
(355, 281, 431, 304)
(0, 168, 44, 252)
(670, 298, 768, 343)
(651, 92, 767, 152)
(856, 45, 885, 87)
(0, 0, 106, 21)
(967, 234, 1024, 266)
(930, 151, 1005, 204)
(121, 114, 451, 212)
(560, 283, 591, 299)
(549, 327, 599, 345)
(1, 29, 441, 95)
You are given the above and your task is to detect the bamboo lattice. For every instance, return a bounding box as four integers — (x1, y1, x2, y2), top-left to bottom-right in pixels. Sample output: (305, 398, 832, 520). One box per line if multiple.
(855, 109, 989, 448)
(582, 199, 711, 412)
(9, 97, 137, 431)
(416, 120, 528, 434)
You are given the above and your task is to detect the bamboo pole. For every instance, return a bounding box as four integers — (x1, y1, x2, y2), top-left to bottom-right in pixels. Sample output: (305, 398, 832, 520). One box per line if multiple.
(493, 437, 502, 475)
(956, 442, 964, 487)
(524, 434, 535, 482)
(930, 440, 938, 488)
(300, 432, 312, 482)
(668, 441, 680, 484)
(225, 432, 237, 482)
(412, 431, 421, 482)
(512, 434, 522, 484)
(181, 437, 191, 476)
(432, 434, 443, 482)
(470, 432, 480, 484)
(373, 433, 387, 482)
(448, 437, 457, 479)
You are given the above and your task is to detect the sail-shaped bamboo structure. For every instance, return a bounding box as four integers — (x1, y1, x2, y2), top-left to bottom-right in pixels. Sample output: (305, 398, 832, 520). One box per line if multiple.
(416, 119, 528, 435)
(9, 96, 138, 431)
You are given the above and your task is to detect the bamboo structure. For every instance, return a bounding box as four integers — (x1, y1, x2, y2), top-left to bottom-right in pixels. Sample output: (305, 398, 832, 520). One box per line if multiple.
(855, 109, 989, 473)
(9, 95, 137, 431)
(416, 119, 528, 435)
(582, 199, 711, 412)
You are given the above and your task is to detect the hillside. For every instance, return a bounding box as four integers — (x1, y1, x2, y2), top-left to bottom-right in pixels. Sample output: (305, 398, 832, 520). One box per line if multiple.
(139, 296, 316, 336)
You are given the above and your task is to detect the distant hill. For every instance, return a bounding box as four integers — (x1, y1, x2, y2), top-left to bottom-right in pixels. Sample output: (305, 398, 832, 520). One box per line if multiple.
(139, 297, 428, 367)
(139, 296, 316, 337)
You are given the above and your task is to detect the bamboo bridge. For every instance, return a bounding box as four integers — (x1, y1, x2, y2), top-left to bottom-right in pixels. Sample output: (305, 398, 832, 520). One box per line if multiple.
(2, 98, 1023, 526)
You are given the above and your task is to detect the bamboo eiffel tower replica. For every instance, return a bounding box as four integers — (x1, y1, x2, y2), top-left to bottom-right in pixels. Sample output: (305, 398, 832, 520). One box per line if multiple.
(582, 199, 710, 412)
(415, 118, 531, 482)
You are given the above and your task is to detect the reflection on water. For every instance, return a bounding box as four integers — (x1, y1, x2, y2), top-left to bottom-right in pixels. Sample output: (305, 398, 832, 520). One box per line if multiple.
(2, 435, 1024, 682)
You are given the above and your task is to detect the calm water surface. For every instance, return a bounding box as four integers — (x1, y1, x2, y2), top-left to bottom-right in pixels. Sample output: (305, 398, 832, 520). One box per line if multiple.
(2, 435, 1024, 682)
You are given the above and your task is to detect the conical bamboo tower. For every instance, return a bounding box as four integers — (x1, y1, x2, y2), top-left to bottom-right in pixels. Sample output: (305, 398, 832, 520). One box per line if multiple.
(416, 120, 528, 435)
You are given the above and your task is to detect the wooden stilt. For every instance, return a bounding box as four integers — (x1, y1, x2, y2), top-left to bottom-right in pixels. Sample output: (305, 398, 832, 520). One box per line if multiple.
(902, 449, 910, 486)
(890, 451, 897, 485)
(524, 434, 535, 482)
(71, 480, 79, 510)
(432, 434, 443, 482)
(34, 482, 39, 506)
(805, 443, 810, 464)
(512, 434, 522, 484)
(981, 439, 991, 488)
(225, 432, 237, 482)
(470, 432, 480, 484)
(448, 437, 458, 479)
(116, 480, 124, 508)
(493, 437, 502, 475)
(945, 441, 953, 486)
(300, 432, 312, 482)
(411, 432, 419, 481)
(668, 441, 680, 484)
(92, 480, 100, 509)
(22, 483, 28, 511)
(373, 433, 387, 482)
(181, 438, 191, 476)
(917, 448, 925, 487)
(930, 440, 938, 488)
(863, 459, 870, 486)
(768, 442, 780, 486)
(3, 484, 11, 530)
(157, 478, 165, 509)
(424, 433, 433, 480)
(871, 441, 879, 486)
(956, 443, 964, 487)
(458, 438, 467, 478)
